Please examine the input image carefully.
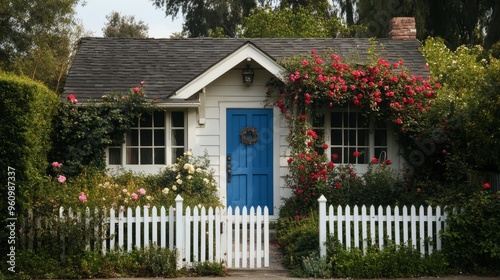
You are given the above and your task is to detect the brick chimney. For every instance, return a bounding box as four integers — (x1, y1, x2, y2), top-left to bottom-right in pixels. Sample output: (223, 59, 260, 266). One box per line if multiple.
(389, 17, 416, 40)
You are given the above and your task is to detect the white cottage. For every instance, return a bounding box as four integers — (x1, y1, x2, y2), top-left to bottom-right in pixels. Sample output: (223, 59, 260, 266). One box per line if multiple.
(64, 18, 427, 217)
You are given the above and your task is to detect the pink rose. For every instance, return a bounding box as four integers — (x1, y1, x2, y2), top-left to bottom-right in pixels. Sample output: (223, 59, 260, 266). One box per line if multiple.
(57, 175, 66, 183)
(140, 81, 145, 85)
(52, 162, 62, 168)
(78, 192, 87, 203)
(133, 87, 140, 93)
(122, 189, 128, 193)
(138, 188, 146, 195)
(131, 193, 138, 200)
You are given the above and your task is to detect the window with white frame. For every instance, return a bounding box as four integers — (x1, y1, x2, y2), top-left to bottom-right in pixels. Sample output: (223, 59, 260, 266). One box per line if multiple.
(314, 110, 388, 164)
(108, 110, 185, 166)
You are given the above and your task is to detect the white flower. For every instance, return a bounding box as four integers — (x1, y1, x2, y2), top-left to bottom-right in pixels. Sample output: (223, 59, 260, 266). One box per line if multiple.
(172, 185, 177, 191)
(187, 175, 192, 180)
(176, 173, 181, 179)
(162, 188, 169, 195)
(196, 168, 202, 173)
(188, 167, 195, 174)
(176, 179, 183, 185)
(146, 195, 153, 201)
(203, 178, 209, 185)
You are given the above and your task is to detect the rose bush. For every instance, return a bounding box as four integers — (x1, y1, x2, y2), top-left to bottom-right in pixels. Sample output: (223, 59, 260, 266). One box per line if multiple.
(267, 47, 438, 217)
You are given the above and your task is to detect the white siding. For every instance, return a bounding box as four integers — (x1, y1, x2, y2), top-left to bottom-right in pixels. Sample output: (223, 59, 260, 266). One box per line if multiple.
(187, 69, 289, 218)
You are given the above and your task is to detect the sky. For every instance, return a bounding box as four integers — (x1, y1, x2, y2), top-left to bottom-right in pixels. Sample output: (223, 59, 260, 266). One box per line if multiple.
(75, 0, 183, 38)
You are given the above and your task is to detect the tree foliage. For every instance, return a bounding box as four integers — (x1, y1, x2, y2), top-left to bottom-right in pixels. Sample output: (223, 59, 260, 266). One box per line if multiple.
(102, 11, 149, 38)
(422, 37, 500, 172)
(152, 0, 256, 37)
(352, 0, 500, 50)
(241, 4, 362, 38)
(0, 0, 83, 93)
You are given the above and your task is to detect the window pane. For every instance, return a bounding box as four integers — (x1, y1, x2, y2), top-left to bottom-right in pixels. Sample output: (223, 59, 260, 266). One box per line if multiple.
(358, 149, 368, 164)
(346, 112, 356, 128)
(140, 113, 152, 127)
(132, 117, 139, 127)
(172, 111, 184, 127)
(375, 148, 388, 161)
(171, 129, 184, 146)
(108, 148, 122, 165)
(331, 112, 342, 128)
(140, 148, 153, 164)
(331, 129, 342, 145)
(154, 129, 165, 146)
(358, 129, 369, 146)
(344, 130, 356, 145)
(126, 148, 138, 164)
(140, 129, 152, 146)
(127, 130, 139, 146)
(331, 147, 342, 162)
(154, 111, 165, 127)
(375, 130, 387, 146)
(154, 148, 165, 164)
(346, 147, 356, 164)
(172, 148, 185, 163)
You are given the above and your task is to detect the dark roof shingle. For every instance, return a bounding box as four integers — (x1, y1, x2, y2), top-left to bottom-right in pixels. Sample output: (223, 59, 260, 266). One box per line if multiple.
(64, 37, 427, 102)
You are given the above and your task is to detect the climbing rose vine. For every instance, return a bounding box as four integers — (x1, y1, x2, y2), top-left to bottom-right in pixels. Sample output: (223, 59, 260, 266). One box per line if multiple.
(267, 49, 439, 214)
(269, 49, 439, 130)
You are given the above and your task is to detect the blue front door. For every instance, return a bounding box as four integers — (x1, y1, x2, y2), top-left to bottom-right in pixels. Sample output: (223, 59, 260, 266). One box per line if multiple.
(226, 109, 273, 214)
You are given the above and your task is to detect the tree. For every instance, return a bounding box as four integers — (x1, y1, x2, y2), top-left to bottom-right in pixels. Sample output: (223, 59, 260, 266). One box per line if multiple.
(151, 0, 256, 37)
(102, 11, 149, 38)
(422, 37, 500, 172)
(0, 0, 82, 92)
(355, 0, 500, 50)
(241, 4, 361, 38)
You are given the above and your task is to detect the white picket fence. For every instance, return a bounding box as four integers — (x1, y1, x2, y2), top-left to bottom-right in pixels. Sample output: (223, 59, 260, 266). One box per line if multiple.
(55, 195, 270, 269)
(318, 195, 447, 257)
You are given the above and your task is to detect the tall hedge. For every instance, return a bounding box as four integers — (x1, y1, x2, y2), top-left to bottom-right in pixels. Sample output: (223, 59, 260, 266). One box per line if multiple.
(0, 71, 58, 214)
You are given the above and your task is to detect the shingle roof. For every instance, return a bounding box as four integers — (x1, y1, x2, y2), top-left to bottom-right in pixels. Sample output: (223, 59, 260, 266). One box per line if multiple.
(64, 37, 428, 102)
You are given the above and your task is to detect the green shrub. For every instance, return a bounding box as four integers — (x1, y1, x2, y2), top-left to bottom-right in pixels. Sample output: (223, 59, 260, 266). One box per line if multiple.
(0, 72, 58, 204)
(442, 188, 500, 275)
(6, 246, 178, 279)
(327, 239, 450, 278)
(190, 261, 228, 276)
(277, 214, 319, 268)
(49, 84, 155, 178)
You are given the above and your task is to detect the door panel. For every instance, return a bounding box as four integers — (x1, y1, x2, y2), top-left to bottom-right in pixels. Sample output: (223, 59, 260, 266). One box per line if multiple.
(227, 109, 273, 214)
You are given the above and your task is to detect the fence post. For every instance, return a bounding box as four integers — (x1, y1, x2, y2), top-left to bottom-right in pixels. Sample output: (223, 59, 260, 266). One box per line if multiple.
(175, 195, 184, 269)
(318, 195, 327, 257)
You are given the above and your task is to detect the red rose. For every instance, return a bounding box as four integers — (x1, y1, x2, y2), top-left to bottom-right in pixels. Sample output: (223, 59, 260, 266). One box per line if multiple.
(133, 87, 140, 93)
(332, 154, 339, 161)
(385, 159, 392, 165)
(396, 118, 403, 125)
(323, 143, 329, 149)
(353, 151, 361, 157)
(483, 182, 491, 190)
(371, 158, 378, 164)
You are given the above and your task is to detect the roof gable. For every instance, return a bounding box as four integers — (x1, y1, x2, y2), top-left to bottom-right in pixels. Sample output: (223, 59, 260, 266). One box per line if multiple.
(172, 42, 285, 99)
